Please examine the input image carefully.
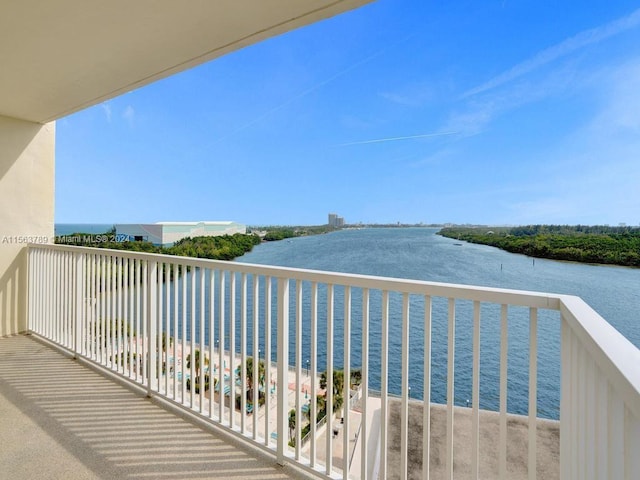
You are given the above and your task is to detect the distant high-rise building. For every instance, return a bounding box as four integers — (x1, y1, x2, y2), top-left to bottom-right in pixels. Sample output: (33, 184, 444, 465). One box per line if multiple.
(328, 213, 345, 227)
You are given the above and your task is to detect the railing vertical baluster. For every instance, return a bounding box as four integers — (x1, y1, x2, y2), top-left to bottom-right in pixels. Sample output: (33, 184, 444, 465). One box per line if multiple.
(43, 250, 47, 337)
(276, 277, 290, 466)
(135, 259, 142, 383)
(241, 272, 247, 431)
(118, 257, 127, 374)
(57, 251, 62, 344)
(400, 292, 410, 480)
(56, 251, 61, 344)
(148, 260, 158, 395)
(26, 249, 32, 333)
(218, 271, 225, 423)
(361, 287, 370, 480)
(380, 290, 389, 480)
(44, 250, 49, 337)
(156, 264, 163, 392)
(200, 266, 206, 414)
(343, 286, 352, 480)
(295, 280, 302, 460)
(52, 250, 56, 341)
(528, 307, 538, 480)
(264, 276, 272, 446)
(31, 249, 37, 334)
(446, 298, 455, 480)
(499, 304, 509, 480)
(56, 253, 62, 345)
(240, 273, 247, 433)
(93, 254, 98, 361)
(117, 256, 123, 372)
(172, 264, 179, 399)
(28, 249, 34, 333)
(252, 273, 259, 438)
(326, 284, 334, 475)
(229, 271, 236, 428)
(40, 250, 45, 335)
(423, 295, 432, 480)
(209, 268, 215, 419)
(472, 301, 481, 479)
(182, 264, 187, 404)
(165, 263, 171, 395)
(124, 258, 130, 376)
(74, 252, 83, 356)
(106, 256, 112, 368)
(139, 260, 146, 387)
(111, 255, 117, 368)
(42, 250, 46, 336)
(190, 267, 196, 409)
(310, 281, 318, 467)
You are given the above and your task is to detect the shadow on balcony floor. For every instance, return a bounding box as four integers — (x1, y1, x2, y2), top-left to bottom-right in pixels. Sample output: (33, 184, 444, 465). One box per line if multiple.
(0, 335, 303, 480)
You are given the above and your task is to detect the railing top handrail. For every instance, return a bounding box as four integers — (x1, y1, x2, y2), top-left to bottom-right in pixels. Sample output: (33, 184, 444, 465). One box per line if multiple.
(559, 295, 640, 418)
(29, 243, 563, 309)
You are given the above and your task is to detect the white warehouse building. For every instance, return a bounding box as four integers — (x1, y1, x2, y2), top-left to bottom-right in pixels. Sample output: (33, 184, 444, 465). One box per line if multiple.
(115, 221, 246, 246)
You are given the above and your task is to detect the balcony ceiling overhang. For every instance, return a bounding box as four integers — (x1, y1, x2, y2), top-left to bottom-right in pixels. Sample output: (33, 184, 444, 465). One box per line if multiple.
(0, 0, 372, 124)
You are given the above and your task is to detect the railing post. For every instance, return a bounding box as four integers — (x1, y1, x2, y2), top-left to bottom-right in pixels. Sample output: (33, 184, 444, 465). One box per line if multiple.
(74, 251, 84, 357)
(276, 277, 290, 466)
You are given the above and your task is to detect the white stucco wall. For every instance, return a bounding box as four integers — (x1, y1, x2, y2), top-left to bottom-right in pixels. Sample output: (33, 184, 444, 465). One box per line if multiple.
(0, 116, 55, 336)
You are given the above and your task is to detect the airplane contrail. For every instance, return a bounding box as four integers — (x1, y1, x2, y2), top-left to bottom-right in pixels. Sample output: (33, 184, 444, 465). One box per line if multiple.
(338, 131, 459, 146)
(207, 33, 418, 146)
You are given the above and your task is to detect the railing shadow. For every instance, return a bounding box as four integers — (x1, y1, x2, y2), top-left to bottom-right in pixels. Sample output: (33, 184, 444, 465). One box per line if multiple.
(0, 335, 297, 479)
(0, 247, 26, 336)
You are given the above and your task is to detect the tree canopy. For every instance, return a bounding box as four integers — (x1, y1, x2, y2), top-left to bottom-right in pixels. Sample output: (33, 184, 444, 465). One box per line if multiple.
(438, 225, 640, 267)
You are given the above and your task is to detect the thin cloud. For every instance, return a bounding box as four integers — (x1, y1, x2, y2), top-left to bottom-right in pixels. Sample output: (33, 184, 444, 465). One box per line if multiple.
(122, 105, 135, 126)
(462, 7, 640, 98)
(339, 131, 459, 146)
(101, 102, 112, 122)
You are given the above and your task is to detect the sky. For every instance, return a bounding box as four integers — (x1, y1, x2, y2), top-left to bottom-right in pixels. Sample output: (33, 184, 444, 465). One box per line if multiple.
(56, 1, 640, 226)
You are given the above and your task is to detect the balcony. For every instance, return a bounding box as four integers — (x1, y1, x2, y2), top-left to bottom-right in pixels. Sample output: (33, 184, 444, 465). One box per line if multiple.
(14, 243, 639, 479)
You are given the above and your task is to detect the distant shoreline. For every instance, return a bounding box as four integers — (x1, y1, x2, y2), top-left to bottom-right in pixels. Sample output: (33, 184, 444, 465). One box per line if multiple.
(439, 226, 640, 268)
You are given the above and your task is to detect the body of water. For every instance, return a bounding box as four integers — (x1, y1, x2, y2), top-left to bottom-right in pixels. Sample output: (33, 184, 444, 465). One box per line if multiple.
(55, 224, 114, 235)
(234, 227, 639, 419)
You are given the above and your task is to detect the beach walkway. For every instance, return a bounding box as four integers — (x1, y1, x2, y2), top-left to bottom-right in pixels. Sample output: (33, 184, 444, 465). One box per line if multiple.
(0, 335, 307, 480)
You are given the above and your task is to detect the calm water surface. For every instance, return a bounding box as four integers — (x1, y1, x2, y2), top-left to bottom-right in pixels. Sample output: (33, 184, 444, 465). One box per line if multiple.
(236, 228, 640, 419)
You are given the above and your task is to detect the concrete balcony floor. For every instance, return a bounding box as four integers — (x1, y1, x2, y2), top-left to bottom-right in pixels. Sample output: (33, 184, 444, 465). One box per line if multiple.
(0, 335, 305, 480)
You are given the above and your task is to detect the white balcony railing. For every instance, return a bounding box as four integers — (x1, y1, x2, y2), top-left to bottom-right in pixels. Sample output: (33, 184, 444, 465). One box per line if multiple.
(27, 244, 640, 479)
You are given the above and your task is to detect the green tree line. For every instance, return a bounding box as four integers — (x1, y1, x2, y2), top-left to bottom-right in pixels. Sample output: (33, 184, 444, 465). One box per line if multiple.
(56, 228, 261, 261)
(439, 226, 640, 267)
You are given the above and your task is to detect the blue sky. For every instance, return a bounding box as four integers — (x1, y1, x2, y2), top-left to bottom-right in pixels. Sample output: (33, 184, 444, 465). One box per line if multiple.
(56, 1, 640, 226)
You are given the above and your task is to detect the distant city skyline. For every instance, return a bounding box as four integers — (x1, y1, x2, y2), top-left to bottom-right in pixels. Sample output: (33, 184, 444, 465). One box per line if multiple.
(56, 1, 640, 226)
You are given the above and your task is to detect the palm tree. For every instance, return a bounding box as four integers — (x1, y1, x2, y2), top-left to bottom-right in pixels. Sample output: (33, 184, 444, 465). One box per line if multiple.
(320, 369, 345, 413)
(237, 356, 265, 401)
(186, 349, 209, 377)
(288, 408, 296, 441)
